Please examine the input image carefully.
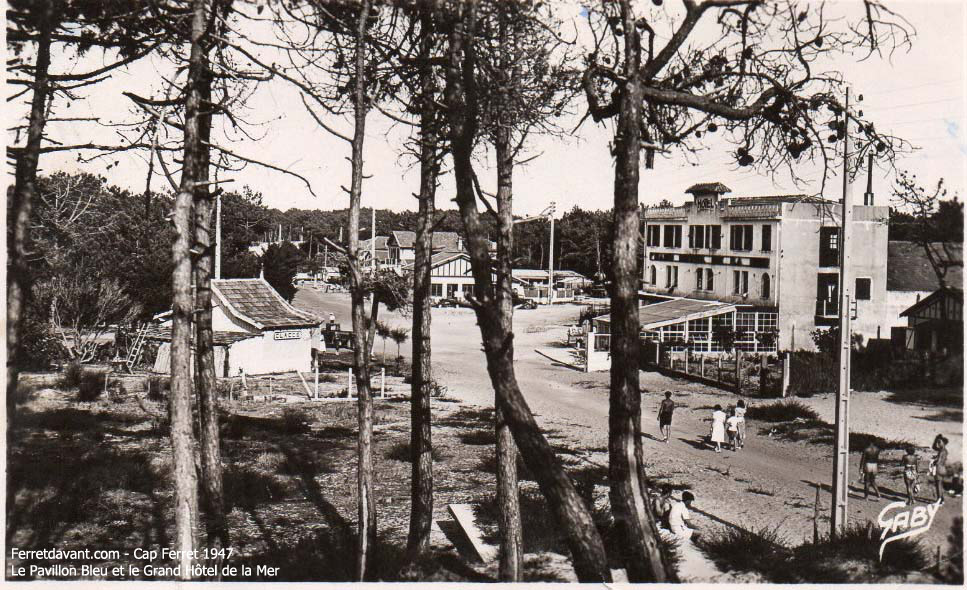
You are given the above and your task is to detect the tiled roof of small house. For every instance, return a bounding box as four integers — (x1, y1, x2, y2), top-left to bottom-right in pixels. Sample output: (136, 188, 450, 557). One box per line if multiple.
(212, 279, 322, 329)
(392, 230, 463, 251)
(686, 182, 731, 195)
(888, 241, 963, 292)
(359, 236, 391, 259)
(144, 326, 258, 346)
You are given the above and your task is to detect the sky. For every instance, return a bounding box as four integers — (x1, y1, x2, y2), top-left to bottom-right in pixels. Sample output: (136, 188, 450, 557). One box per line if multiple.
(19, 0, 967, 218)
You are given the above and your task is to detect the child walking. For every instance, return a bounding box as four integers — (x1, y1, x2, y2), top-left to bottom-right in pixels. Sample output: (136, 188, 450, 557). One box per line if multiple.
(726, 407, 741, 451)
(735, 399, 747, 449)
(902, 446, 920, 505)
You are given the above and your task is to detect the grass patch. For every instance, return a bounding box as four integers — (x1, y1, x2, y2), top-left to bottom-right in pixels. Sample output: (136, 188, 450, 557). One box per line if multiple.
(474, 491, 567, 554)
(224, 464, 295, 511)
(475, 452, 535, 481)
(697, 525, 789, 575)
(696, 521, 929, 582)
(458, 429, 495, 446)
(280, 407, 313, 435)
(383, 440, 445, 463)
(438, 406, 494, 428)
(745, 399, 819, 422)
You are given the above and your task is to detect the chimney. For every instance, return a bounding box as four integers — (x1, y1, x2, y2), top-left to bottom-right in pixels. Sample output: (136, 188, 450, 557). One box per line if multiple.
(457, 237, 464, 251)
(864, 153, 875, 206)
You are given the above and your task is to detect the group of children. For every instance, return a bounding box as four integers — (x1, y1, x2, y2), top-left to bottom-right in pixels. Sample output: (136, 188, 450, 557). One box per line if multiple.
(861, 433, 959, 506)
(708, 400, 746, 452)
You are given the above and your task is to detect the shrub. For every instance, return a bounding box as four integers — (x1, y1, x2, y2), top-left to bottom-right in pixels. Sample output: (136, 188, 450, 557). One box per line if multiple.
(17, 313, 60, 370)
(60, 361, 84, 389)
(146, 375, 170, 402)
(64, 365, 108, 403)
(458, 429, 496, 446)
(696, 525, 790, 575)
(384, 440, 444, 462)
(77, 372, 107, 402)
(697, 521, 928, 582)
(745, 399, 820, 422)
(280, 407, 312, 435)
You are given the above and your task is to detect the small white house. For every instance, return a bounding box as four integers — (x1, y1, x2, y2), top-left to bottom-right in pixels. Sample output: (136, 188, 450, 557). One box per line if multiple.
(150, 278, 323, 376)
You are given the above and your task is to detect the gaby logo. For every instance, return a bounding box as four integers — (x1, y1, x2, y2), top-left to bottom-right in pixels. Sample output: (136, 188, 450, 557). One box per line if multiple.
(877, 501, 940, 560)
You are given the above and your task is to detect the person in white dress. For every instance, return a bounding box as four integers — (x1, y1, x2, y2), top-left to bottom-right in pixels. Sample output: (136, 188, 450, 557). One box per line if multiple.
(709, 404, 727, 452)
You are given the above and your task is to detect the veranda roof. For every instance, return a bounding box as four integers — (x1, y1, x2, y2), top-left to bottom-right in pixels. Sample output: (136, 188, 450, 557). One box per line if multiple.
(595, 298, 736, 330)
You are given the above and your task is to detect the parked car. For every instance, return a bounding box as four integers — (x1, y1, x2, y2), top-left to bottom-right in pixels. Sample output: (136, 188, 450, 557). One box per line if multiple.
(513, 293, 537, 309)
(435, 297, 460, 308)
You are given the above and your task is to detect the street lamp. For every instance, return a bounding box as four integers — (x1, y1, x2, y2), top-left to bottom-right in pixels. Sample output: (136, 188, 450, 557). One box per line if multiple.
(513, 202, 556, 305)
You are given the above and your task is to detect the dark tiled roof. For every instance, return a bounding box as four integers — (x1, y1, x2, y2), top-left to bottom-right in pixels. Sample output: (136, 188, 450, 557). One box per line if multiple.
(400, 250, 467, 272)
(887, 241, 963, 292)
(359, 236, 391, 259)
(901, 286, 963, 318)
(145, 326, 258, 346)
(213, 279, 322, 329)
(686, 182, 731, 195)
(392, 230, 462, 251)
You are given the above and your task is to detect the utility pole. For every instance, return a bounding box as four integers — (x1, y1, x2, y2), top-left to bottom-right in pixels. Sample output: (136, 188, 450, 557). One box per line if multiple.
(371, 208, 376, 272)
(831, 88, 854, 536)
(548, 201, 556, 305)
(214, 191, 222, 280)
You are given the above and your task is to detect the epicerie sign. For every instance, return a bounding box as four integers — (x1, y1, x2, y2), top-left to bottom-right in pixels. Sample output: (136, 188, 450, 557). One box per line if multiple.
(877, 501, 941, 560)
(273, 330, 303, 341)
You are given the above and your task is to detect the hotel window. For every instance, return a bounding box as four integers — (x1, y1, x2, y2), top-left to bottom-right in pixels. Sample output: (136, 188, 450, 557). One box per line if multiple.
(761, 274, 771, 299)
(762, 225, 772, 252)
(666, 265, 678, 288)
(465, 284, 475, 298)
(690, 225, 706, 248)
(855, 277, 872, 300)
(733, 270, 749, 295)
(706, 268, 714, 290)
(664, 225, 682, 248)
(730, 224, 754, 251)
(647, 225, 661, 247)
(431, 283, 443, 298)
(710, 225, 722, 249)
(649, 265, 657, 285)
(696, 268, 704, 290)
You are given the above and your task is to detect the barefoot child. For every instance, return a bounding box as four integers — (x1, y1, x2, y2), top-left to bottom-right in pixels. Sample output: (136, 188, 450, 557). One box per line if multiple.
(726, 407, 741, 451)
(902, 446, 920, 505)
(735, 399, 747, 449)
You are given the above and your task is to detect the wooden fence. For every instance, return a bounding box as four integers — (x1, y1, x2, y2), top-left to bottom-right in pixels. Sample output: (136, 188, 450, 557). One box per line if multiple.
(641, 339, 789, 397)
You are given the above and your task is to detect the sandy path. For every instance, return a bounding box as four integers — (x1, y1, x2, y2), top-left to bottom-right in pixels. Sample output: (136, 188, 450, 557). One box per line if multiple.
(295, 289, 962, 562)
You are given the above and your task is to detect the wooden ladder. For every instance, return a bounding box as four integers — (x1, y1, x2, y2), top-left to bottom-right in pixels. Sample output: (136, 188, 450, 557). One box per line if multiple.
(123, 324, 150, 373)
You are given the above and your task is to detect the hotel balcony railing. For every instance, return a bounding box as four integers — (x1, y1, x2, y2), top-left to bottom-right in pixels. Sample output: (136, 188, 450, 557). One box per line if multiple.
(642, 207, 688, 220)
(720, 203, 782, 219)
(815, 299, 839, 317)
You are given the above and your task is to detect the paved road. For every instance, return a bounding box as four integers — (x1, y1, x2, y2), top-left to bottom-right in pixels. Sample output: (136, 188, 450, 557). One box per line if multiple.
(295, 288, 962, 556)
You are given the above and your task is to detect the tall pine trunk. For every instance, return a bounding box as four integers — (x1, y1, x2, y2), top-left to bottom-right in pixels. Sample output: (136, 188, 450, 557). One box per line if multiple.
(608, 1, 670, 582)
(405, 5, 439, 561)
(168, 0, 212, 578)
(346, 1, 377, 580)
(7, 0, 53, 428)
(192, 31, 227, 558)
(444, 4, 609, 582)
(493, 18, 523, 575)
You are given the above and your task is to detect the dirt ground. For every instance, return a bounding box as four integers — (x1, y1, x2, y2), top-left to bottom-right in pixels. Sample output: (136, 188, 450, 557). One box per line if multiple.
(296, 289, 964, 572)
(6, 288, 961, 582)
